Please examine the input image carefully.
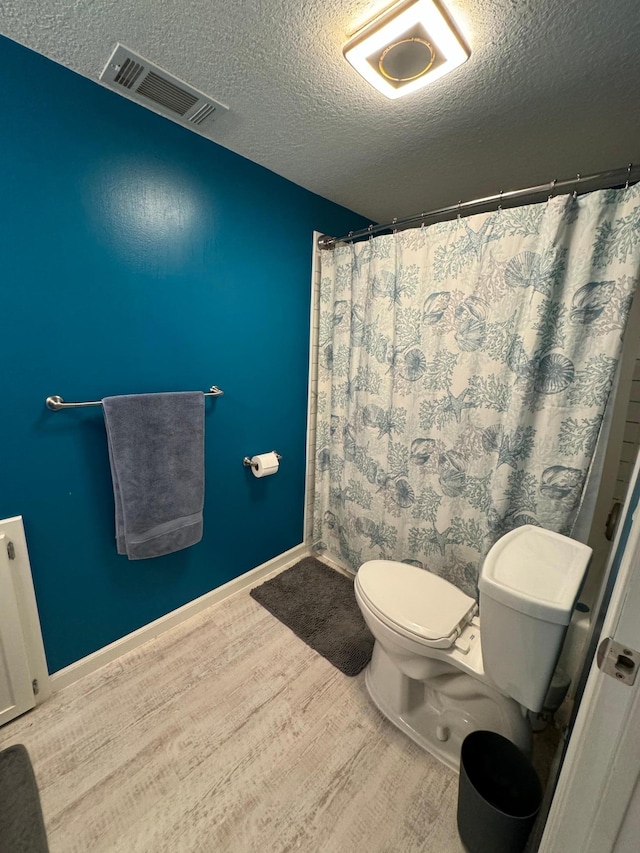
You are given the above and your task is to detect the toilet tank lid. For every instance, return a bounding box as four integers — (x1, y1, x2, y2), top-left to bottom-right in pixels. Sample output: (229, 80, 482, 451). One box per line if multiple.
(357, 560, 477, 642)
(479, 526, 592, 625)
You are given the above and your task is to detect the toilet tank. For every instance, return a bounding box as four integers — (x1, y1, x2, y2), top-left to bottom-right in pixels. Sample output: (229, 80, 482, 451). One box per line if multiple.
(478, 526, 591, 712)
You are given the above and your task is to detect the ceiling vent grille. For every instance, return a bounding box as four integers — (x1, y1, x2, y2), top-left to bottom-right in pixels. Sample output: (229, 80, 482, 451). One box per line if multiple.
(113, 58, 144, 89)
(100, 44, 228, 132)
(190, 103, 216, 125)
(136, 72, 198, 116)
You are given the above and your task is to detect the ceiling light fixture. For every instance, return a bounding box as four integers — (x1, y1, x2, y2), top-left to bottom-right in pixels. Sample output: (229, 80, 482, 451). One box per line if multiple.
(343, 0, 470, 99)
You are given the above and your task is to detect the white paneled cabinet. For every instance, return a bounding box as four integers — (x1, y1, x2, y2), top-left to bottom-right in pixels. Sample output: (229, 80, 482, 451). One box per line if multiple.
(0, 533, 35, 723)
(0, 517, 49, 726)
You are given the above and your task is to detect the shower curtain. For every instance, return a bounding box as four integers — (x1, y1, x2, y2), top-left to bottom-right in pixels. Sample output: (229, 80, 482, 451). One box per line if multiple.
(313, 186, 640, 597)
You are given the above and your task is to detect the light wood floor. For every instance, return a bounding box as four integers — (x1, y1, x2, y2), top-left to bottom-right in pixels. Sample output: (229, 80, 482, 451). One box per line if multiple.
(0, 584, 464, 853)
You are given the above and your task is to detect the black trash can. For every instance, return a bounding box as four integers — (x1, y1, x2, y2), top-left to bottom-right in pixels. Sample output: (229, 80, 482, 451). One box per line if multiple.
(457, 730, 542, 853)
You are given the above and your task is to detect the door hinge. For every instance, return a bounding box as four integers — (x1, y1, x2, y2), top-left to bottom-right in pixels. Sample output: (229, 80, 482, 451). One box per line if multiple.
(32, 679, 39, 696)
(597, 637, 639, 686)
(6, 540, 15, 560)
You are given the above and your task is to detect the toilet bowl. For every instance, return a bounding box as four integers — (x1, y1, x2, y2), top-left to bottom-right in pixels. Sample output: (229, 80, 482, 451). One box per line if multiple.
(355, 525, 592, 771)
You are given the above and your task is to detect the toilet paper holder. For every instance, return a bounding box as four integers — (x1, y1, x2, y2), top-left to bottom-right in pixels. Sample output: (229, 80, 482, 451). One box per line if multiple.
(243, 452, 282, 470)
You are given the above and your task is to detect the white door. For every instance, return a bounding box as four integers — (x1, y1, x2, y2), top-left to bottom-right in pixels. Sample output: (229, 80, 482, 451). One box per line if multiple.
(0, 532, 36, 725)
(540, 464, 640, 852)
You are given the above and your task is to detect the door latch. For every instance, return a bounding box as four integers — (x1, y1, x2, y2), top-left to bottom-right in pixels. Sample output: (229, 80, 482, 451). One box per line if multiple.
(605, 501, 622, 541)
(597, 637, 638, 686)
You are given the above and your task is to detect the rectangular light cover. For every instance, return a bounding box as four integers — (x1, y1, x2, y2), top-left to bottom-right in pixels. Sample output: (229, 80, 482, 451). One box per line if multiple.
(343, 0, 469, 99)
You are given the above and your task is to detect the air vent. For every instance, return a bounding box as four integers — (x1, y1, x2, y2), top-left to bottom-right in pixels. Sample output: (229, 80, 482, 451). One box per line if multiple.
(114, 58, 144, 89)
(100, 44, 228, 133)
(189, 103, 216, 125)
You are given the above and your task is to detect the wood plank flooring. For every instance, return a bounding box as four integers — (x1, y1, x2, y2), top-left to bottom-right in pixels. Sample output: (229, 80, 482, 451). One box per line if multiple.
(0, 585, 464, 853)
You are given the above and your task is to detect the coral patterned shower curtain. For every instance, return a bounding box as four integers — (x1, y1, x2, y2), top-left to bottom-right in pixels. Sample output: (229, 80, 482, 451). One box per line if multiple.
(313, 186, 640, 597)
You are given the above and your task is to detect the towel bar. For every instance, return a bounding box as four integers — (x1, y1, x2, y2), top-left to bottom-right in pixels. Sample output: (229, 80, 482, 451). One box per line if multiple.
(45, 386, 224, 411)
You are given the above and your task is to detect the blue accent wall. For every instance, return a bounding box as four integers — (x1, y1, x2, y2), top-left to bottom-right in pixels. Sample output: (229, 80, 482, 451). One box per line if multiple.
(0, 35, 367, 672)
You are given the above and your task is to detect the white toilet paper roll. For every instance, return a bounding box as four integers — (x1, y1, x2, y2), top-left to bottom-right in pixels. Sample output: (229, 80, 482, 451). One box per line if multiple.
(251, 452, 279, 478)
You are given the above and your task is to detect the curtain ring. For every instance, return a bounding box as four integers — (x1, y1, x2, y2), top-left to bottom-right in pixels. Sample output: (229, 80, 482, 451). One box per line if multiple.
(498, 189, 503, 212)
(421, 212, 426, 229)
(392, 216, 398, 235)
(548, 178, 557, 203)
(368, 224, 374, 241)
(626, 163, 633, 190)
(457, 200, 462, 221)
(573, 173, 581, 199)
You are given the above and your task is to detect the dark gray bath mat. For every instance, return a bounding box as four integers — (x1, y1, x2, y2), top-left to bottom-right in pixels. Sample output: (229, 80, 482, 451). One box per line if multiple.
(0, 744, 49, 852)
(250, 557, 374, 676)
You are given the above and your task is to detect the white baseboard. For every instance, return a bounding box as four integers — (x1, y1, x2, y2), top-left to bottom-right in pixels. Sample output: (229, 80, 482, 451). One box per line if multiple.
(50, 543, 310, 693)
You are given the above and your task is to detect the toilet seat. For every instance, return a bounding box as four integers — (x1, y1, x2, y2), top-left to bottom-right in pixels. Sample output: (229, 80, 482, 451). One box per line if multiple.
(356, 560, 477, 649)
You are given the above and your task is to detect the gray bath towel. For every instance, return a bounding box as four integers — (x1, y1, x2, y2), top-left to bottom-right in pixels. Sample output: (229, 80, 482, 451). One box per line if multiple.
(102, 392, 205, 559)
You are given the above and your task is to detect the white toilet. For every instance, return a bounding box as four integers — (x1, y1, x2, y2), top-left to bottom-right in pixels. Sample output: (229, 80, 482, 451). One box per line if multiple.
(354, 525, 591, 771)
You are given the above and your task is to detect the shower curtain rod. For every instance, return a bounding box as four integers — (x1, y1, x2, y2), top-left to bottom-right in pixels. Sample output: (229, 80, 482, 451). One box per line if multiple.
(317, 163, 639, 250)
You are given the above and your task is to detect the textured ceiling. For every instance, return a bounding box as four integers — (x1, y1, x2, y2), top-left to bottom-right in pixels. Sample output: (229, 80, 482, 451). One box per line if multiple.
(1, 0, 639, 225)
